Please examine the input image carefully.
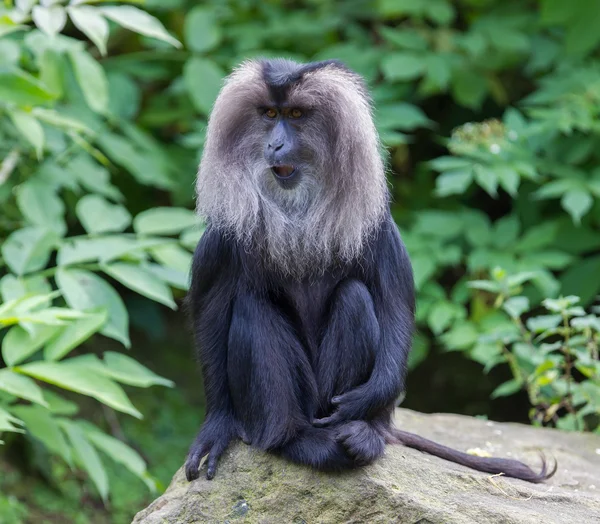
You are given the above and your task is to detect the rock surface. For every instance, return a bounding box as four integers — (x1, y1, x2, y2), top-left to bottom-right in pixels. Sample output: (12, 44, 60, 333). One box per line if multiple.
(133, 409, 600, 523)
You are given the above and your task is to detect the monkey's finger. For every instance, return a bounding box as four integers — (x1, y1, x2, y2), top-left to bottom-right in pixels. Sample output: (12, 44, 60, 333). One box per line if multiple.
(185, 442, 211, 481)
(206, 440, 229, 480)
(313, 414, 339, 427)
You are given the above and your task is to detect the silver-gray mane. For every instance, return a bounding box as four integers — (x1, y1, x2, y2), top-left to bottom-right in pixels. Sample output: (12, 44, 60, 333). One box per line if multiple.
(195, 59, 388, 278)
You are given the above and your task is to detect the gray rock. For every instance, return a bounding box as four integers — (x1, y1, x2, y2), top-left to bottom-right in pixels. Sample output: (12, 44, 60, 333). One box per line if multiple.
(133, 409, 600, 523)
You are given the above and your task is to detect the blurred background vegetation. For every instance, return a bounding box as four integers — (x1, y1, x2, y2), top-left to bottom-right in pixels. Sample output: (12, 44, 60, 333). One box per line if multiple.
(1, 0, 599, 522)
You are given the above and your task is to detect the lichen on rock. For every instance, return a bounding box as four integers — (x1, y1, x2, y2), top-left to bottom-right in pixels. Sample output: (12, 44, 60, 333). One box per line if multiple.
(133, 409, 600, 524)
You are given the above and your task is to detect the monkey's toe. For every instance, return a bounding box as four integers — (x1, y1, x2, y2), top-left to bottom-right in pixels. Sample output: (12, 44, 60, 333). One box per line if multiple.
(336, 421, 385, 466)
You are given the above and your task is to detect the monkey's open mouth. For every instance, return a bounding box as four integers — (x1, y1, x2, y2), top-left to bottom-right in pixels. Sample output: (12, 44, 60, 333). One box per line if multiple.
(271, 165, 296, 179)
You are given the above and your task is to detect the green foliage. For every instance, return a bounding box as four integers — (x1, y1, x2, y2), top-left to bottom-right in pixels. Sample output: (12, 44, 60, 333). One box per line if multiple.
(467, 269, 600, 432)
(0, 0, 189, 504)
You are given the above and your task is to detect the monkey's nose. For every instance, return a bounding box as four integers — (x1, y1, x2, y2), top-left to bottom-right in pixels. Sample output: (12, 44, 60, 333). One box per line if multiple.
(269, 141, 284, 151)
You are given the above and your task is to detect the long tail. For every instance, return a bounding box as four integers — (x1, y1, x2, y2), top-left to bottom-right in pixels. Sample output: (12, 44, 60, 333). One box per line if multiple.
(389, 428, 557, 483)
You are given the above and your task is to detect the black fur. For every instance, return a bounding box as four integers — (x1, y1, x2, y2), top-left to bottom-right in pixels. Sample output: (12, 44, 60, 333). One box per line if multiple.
(184, 213, 556, 483)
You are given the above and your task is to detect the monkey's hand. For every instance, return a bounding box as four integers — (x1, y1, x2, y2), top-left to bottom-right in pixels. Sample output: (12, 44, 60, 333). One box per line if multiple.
(313, 385, 382, 427)
(185, 413, 240, 481)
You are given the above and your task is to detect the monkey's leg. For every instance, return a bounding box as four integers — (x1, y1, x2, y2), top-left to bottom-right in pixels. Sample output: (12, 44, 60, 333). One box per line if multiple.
(227, 287, 318, 451)
(313, 279, 386, 465)
(228, 286, 362, 470)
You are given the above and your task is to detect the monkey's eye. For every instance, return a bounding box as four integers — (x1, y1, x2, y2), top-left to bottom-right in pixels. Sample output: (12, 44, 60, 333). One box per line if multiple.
(290, 108, 303, 119)
(264, 108, 278, 119)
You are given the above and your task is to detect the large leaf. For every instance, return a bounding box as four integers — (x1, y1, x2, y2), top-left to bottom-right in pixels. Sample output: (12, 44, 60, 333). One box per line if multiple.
(381, 52, 425, 81)
(184, 6, 221, 52)
(67, 6, 109, 55)
(61, 421, 109, 502)
(561, 189, 593, 224)
(16, 178, 66, 235)
(100, 6, 181, 47)
(11, 405, 71, 464)
(0, 67, 56, 106)
(56, 269, 130, 347)
(102, 263, 176, 309)
(31, 5, 67, 37)
(16, 361, 142, 418)
(44, 311, 108, 361)
(76, 195, 132, 235)
(102, 352, 174, 388)
(69, 48, 108, 114)
(1, 227, 56, 276)
(0, 369, 47, 406)
(2, 325, 60, 366)
(80, 421, 156, 491)
(133, 207, 198, 236)
(183, 57, 224, 115)
(0, 406, 24, 434)
(8, 109, 45, 158)
(149, 244, 192, 273)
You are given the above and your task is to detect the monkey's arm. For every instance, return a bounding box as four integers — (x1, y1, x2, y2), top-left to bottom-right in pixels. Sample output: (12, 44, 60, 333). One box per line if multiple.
(314, 219, 415, 425)
(185, 226, 240, 481)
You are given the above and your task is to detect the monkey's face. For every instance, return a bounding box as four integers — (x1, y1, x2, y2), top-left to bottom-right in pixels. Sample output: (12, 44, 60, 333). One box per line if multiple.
(260, 105, 309, 190)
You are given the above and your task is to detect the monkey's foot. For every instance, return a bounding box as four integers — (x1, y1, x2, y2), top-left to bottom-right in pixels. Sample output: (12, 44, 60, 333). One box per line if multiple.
(336, 421, 385, 466)
(185, 416, 239, 481)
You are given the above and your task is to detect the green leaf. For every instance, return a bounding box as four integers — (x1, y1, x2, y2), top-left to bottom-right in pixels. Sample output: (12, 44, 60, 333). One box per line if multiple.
(100, 6, 181, 48)
(2, 325, 62, 366)
(561, 189, 593, 224)
(379, 27, 428, 50)
(1, 227, 56, 276)
(377, 103, 432, 131)
(81, 422, 156, 491)
(451, 68, 487, 109)
(67, 6, 109, 55)
(32, 108, 92, 135)
(133, 207, 197, 236)
(39, 48, 64, 98)
(68, 48, 109, 114)
(16, 178, 66, 235)
(11, 405, 71, 464)
(502, 297, 529, 319)
(16, 361, 142, 418)
(31, 5, 67, 37)
(494, 166, 520, 197)
(184, 6, 221, 52)
(0, 369, 48, 406)
(381, 52, 425, 81)
(44, 311, 108, 361)
(102, 262, 176, 309)
(144, 263, 189, 291)
(526, 314, 562, 333)
(0, 67, 57, 106)
(43, 390, 79, 416)
(493, 216, 520, 249)
(56, 269, 130, 347)
(149, 244, 192, 273)
(76, 195, 132, 235)
(435, 169, 473, 196)
(102, 352, 174, 388)
(8, 110, 45, 158)
(473, 165, 498, 197)
(61, 421, 109, 502)
(179, 226, 204, 250)
(183, 57, 224, 115)
(427, 301, 457, 335)
(0, 406, 24, 434)
(490, 379, 522, 399)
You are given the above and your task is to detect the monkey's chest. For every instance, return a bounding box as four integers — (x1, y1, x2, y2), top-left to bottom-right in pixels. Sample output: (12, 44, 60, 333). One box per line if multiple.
(278, 273, 343, 354)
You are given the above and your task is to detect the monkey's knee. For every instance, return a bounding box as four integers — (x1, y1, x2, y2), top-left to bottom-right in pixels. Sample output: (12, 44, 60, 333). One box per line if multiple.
(336, 420, 385, 466)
